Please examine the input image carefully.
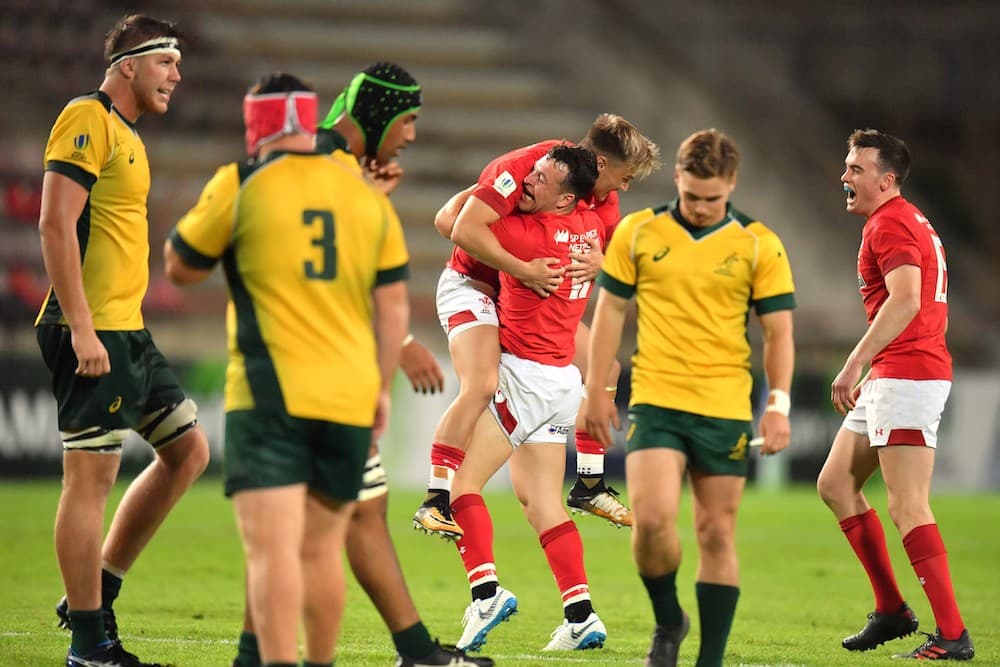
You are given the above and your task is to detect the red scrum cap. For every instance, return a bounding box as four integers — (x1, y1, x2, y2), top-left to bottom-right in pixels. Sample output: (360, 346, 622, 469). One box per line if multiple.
(243, 90, 319, 157)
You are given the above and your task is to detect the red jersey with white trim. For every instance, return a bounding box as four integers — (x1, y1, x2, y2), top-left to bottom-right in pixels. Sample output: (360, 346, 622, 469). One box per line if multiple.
(447, 139, 620, 289)
(493, 208, 604, 366)
(858, 196, 951, 380)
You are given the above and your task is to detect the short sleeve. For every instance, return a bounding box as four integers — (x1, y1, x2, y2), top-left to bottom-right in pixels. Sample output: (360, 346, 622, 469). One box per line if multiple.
(44, 100, 111, 189)
(870, 219, 921, 276)
(375, 195, 410, 285)
(171, 163, 241, 268)
(749, 222, 796, 314)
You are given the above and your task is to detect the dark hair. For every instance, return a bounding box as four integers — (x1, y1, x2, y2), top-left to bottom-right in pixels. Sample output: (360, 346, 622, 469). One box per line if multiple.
(104, 14, 186, 62)
(548, 144, 599, 200)
(847, 129, 910, 185)
(676, 128, 739, 180)
(247, 72, 314, 96)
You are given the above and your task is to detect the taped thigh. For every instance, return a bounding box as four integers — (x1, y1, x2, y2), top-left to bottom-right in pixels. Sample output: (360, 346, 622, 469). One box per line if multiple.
(136, 398, 199, 449)
(61, 426, 130, 452)
(357, 454, 388, 502)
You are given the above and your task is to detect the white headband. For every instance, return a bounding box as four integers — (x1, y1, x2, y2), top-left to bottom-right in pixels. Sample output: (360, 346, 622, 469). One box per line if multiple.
(109, 37, 181, 67)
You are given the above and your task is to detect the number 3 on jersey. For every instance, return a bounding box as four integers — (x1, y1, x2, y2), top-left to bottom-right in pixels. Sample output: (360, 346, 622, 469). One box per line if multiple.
(304, 209, 336, 280)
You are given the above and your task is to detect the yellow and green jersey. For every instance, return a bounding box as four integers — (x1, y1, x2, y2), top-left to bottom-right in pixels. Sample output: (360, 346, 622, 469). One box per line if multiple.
(170, 150, 409, 426)
(598, 201, 795, 420)
(36, 91, 151, 330)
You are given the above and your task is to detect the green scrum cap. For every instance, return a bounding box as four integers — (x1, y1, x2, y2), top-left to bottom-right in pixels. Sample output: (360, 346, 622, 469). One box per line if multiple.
(320, 62, 421, 157)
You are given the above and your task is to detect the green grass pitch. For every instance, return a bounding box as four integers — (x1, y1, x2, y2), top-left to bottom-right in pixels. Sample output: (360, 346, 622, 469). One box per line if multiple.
(1, 479, 996, 666)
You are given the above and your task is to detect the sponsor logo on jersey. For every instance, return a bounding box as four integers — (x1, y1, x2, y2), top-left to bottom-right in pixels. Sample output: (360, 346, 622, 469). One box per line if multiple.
(108, 396, 122, 414)
(858, 273, 867, 289)
(129, 151, 135, 164)
(492, 170, 517, 197)
(548, 424, 570, 436)
(653, 246, 671, 261)
(553, 229, 569, 243)
(73, 134, 90, 150)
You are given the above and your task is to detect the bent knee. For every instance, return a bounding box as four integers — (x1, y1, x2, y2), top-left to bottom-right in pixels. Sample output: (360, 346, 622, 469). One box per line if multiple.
(157, 426, 210, 477)
(816, 468, 847, 506)
(465, 370, 498, 398)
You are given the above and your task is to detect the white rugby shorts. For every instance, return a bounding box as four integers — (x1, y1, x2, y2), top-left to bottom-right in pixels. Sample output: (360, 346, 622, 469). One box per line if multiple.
(487, 352, 582, 447)
(436, 267, 498, 340)
(843, 377, 951, 447)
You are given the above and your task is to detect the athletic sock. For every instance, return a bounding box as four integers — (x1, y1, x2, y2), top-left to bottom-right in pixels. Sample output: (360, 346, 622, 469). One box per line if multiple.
(392, 622, 437, 662)
(903, 523, 965, 639)
(641, 571, 684, 628)
(574, 432, 606, 475)
(234, 630, 261, 667)
(425, 443, 465, 500)
(100, 568, 123, 610)
(839, 508, 905, 613)
(68, 608, 106, 656)
(540, 521, 591, 622)
(695, 582, 739, 667)
(452, 494, 498, 601)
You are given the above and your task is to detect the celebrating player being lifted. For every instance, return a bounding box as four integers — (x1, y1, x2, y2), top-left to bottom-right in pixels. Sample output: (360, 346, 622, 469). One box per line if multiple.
(438, 145, 613, 652)
(415, 114, 660, 539)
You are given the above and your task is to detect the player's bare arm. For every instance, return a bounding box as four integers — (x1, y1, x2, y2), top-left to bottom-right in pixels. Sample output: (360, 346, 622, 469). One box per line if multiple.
(38, 171, 110, 377)
(163, 239, 213, 285)
(451, 200, 563, 297)
(758, 309, 794, 455)
(399, 337, 445, 394)
(433, 185, 478, 239)
(831, 264, 921, 415)
(583, 288, 628, 448)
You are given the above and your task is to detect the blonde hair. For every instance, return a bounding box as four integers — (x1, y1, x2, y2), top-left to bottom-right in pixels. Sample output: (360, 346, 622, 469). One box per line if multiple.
(580, 113, 662, 180)
(675, 128, 739, 180)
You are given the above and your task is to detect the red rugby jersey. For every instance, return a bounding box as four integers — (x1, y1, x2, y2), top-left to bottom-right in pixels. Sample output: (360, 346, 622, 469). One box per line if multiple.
(493, 208, 604, 366)
(858, 196, 951, 380)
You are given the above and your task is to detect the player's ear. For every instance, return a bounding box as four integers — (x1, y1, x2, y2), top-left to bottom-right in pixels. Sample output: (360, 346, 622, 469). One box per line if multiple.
(117, 57, 136, 80)
(880, 171, 895, 192)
